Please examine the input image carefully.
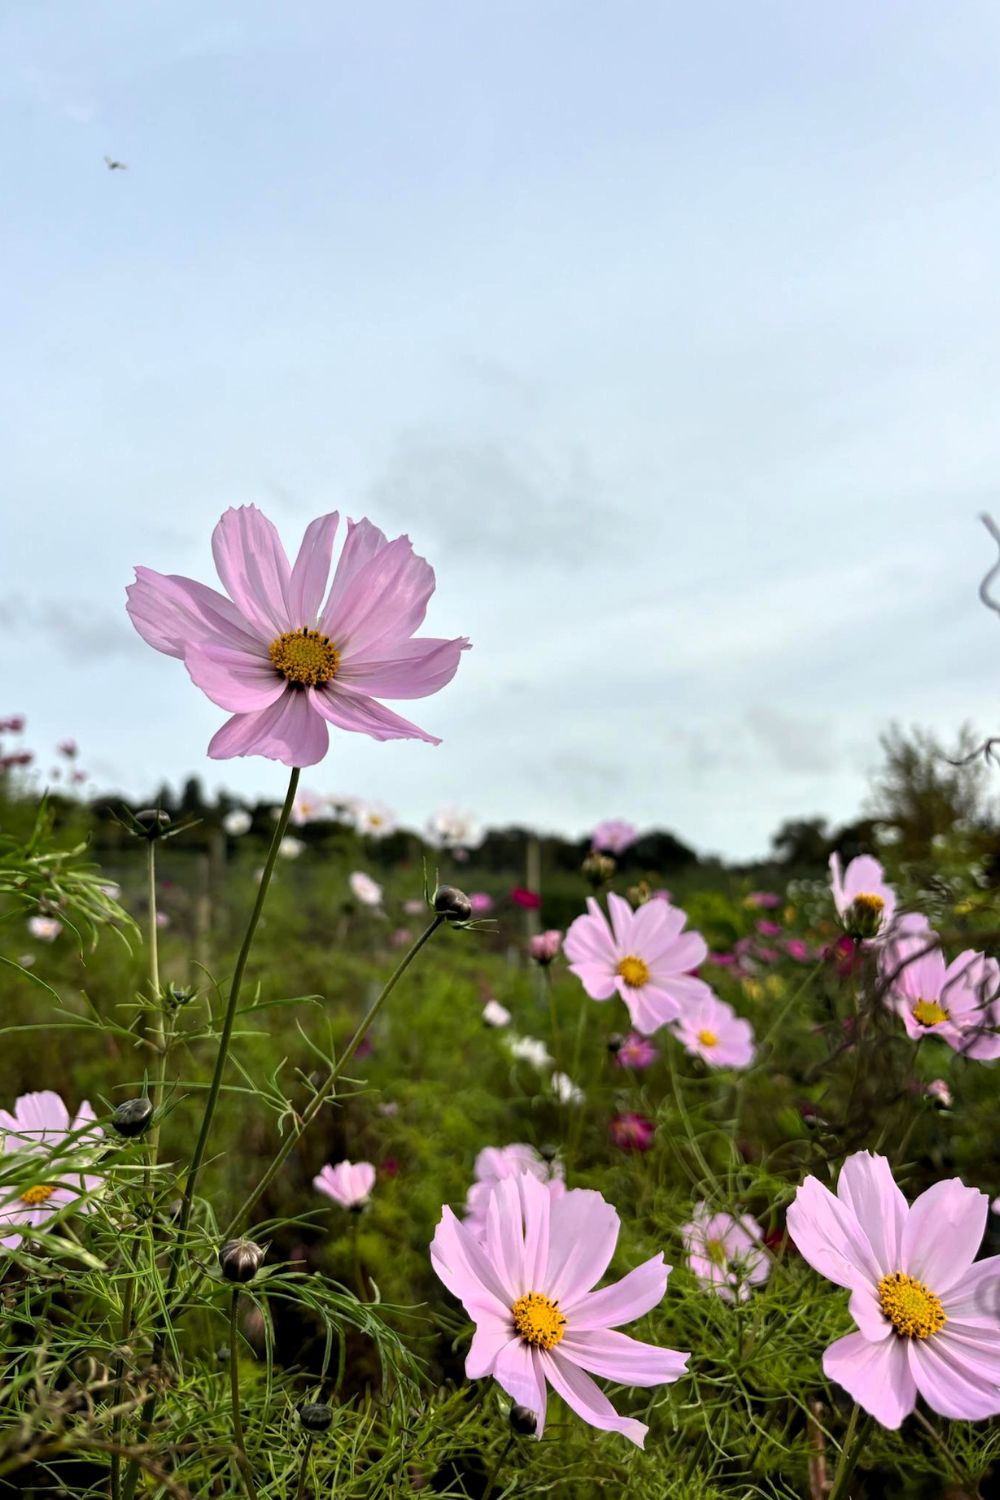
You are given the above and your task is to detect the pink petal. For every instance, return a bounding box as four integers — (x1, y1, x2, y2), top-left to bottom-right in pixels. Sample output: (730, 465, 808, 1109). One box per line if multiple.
(321, 517, 391, 615)
(908, 1330, 1000, 1420)
(485, 1178, 528, 1299)
(822, 1331, 915, 1429)
(566, 961, 618, 1002)
(941, 1253, 1000, 1321)
(542, 1350, 648, 1447)
(848, 1285, 892, 1342)
(286, 512, 339, 626)
(648, 930, 707, 973)
(606, 892, 636, 949)
(184, 642, 286, 713)
(338, 636, 470, 699)
(785, 1175, 882, 1290)
(901, 1179, 987, 1296)
(126, 568, 263, 659)
(211, 505, 293, 639)
(564, 1254, 669, 1328)
(207, 690, 329, 768)
(430, 1207, 514, 1319)
(493, 1340, 548, 1437)
(519, 1173, 553, 1291)
(466, 1320, 515, 1379)
(545, 1189, 619, 1304)
(633, 900, 684, 946)
(322, 534, 435, 658)
(560, 1328, 688, 1386)
(836, 1153, 906, 1278)
(621, 984, 680, 1034)
(309, 684, 441, 745)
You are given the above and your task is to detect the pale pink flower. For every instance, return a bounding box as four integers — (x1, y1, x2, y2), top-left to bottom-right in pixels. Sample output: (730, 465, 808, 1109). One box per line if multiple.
(349, 871, 383, 907)
(425, 807, 484, 852)
(155, 911, 171, 929)
(27, 916, 62, 942)
(564, 892, 711, 1037)
(353, 801, 397, 839)
(680, 1203, 769, 1302)
(787, 1150, 1000, 1428)
(127, 506, 469, 766)
(223, 808, 252, 836)
(432, 1174, 689, 1446)
(464, 1144, 563, 1237)
(289, 788, 327, 825)
(278, 835, 305, 859)
(746, 891, 781, 908)
(926, 1079, 953, 1108)
(672, 993, 755, 1069)
(528, 930, 562, 965)
(591, 819, 638, 856)
(313, 1159, 376, 1209)
(0, 1092, 102, 1249)
(389, 927, 412, 948)
(403, 898, 427, 916)
(469, 892, 494, 915)
(829, 853, 896, 941)
(0, 716, 25, 734)
(482, 999, 512, 1028)
(615, 1033, 659, 1070)
(57, 739, 78, 758)
(882, 915, 1000, 1060)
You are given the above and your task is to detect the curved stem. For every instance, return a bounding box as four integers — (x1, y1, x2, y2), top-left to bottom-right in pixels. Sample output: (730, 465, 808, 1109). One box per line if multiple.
(294, 1435, 315, 1500)
(828, 1404, 872, 1500)
(229, 1290, 258, 1500)
(225, 914, 443, 1235)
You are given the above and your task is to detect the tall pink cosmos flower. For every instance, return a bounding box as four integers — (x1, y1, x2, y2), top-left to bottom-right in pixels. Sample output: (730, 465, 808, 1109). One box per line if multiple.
(564, 893, 711, 1036)
(787, 1151, 1000, 1428)
(681, 1203, 770, 1303)
(881, 915, 1000, 1060)
(591, 819, 638, 855)
(829, 853, 896, 941)
(0, 1092, 102, 1250)
(464, 1144, 564, 1237)
(313, 1159, 376, 1209)
(672, 993, 756, 1069)
(432, 1173, 689, 1446)
(127, 506, 470, 767)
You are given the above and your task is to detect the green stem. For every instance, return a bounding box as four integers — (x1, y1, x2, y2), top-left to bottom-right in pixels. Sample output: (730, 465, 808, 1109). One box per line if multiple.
(294, 1435, 315, 1500)
(108, 1272, 136, 1500)
(544, 966, 560, 1070)
(146, 838, 165, 1162)
(225, 914, 443, 1236)
(229, 1290, 258, 1500)
(483, 1432, 516, 1500)
(827, 1404, 872, 1500)
(351, 1214, 366, 1301)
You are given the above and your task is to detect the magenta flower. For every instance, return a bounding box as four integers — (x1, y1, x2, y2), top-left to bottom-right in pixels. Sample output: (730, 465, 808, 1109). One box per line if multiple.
(127, 506, 470, 767)
(469, 892, 494, 915)
(615, 1033, 659, 1070)
(464, 1144, 564, 1237)
(528, 929, 563, 965)
(829, 853, 896, 941)
(313, 1159, 376, 1209)
(746, 891, 781, 909)
(609, 1112, 655, 1153)
(672, 993, 756, 1069)
(680, 1203, 770, 1303)
(591, 819, 638, 856)
(756, 919, 781, 938)
(0, 1091, 102, 1250)
(786, 938, 811, 962)
(882, 915, 1000, 1059)
(564, 893, 711, 1037)
(431, 1173, 689, 1446)
(0, 716, 25, 734)
(787, 1150, 1000, 1428)
(511, 887, 541, 911)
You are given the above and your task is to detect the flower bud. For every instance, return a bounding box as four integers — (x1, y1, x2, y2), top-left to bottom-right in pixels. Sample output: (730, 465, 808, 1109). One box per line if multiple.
(508, 1404, 538, 1436)
(844, 892, 885, 941)
(298, 1402, 334, 1433)
(218, 1238, 265, 1284)
(627, 881, 651, 908)
(134, 808, 171, 839)
(581, 850, 615, 888)
(166, 983, 194, 1010)
(433, 884, 472, 923)
(111, 1097, 154, 1139)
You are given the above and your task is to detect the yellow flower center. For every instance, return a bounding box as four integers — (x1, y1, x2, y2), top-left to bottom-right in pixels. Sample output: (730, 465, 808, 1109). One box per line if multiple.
(20, 1184, 56, 1206)
(370, 814, 382, 826)
(705, 1236, 727, 1266)
(912, 999, 949, 1027)
(616, 955, 650, 989)
(268, 628, 340, 688)
(853, 892, 884, 917)
(512, 1291, 566, 1350)
(697, 1029, 719, 1048)
(877, 1271, 946, 1339)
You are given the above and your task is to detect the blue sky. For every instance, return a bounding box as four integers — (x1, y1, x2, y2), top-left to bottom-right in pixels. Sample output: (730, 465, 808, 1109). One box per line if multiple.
(3, 1, 1000, 857)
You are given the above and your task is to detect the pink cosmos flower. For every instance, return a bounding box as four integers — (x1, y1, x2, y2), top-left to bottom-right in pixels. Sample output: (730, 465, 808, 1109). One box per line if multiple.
(313, 1159, 376, 1210)
(464, 1144, 563, 1237)
(511, 887, 541, 911)
(127, 506, 470, 767)
(352, 800, 397, 839)
(926, 1079, 953, 1109)
(469, 892, 494, 915)
(786, 1150, 1000, 1428)
(349, 871, 383, 908)
(746, 891, 781, 909)
(609, 1112, 655, 1152)
(786, 938, 811, 962)
(756, 920, 781, 938)
(57, 738, 78, 758)
(528, 930, 562, 965)
(289, 788, 327, 825)
(829, 853, 896, 941)
(615, 1033, 659, 1070)
(564, 893, 711, 1037)
(672, 993, 756, 1069)
(432, 1173, 688, 1446)
(680, 1203, 770, 1303)
(0, 1092, 102, 1250)
(27, 915, 62, 942)
(591, 819, 638, 856)
(881, 916, 1000, 1060)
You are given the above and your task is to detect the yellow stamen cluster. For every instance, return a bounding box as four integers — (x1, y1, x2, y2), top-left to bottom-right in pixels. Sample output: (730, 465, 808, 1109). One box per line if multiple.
(268, 628, 340, 687)
(20, 1184, 56, 1206)
(846, 891, 886, 939)
(697, 1028, 719, 1048)
(912, 999, 949, 1027)
(616, 955, 650, 989)
(705, 1236, 727, 1266)
(877, 1271, 946, 1339)
(512, 1291, 566, 1350)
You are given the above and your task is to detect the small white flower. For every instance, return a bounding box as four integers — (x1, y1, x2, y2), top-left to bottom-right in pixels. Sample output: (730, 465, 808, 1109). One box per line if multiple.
(506, 1034, 553, 1069)
(425, 807, 484, 853)
(551, 1071, 584, 1105)
(278, 836, 305, 860)
(27, 916, 62, 942)
(223, 809, 252, 836)
(482, 999, 511, 1028)
(349, 871, 383, 907)
(353, 801, 397, 839)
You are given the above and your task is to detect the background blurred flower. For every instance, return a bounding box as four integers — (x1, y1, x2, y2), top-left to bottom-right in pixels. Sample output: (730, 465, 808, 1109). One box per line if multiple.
(511, 886, 541, 910)
(313, 1160, 376, 1209)
(615, 1033, 659, 1070)
(829, 852, 896, 941)
(353, 800, 397, 839)
(482, 999, 512, 1027)
(27, 916, 62, 942)
(529, 929, 562, 964)
(278, 835, 305, 859)
(551, 1072, 583, 1105)
(681, 1204, 769, 1302)
(57, 738, 78, 758)
(223, 808, 252, 836)
(591, 819, 638, 855)
(349, 871, 383, 907)
(507, 1035, 553, 1069)
(0, 1091, 102, 1250)
(463, 1143, 563, 1235)
(609, 1112, 654, 1151)
(469, 892, 494, 915)
(425, 807, 484, 852)
(746, 891, 781, 908)
(672, 994, 755, 1069)
(290, 788, 327, 824)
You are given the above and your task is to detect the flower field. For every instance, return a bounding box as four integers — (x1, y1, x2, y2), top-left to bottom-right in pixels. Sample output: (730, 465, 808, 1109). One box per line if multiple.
(1, 510, 1000, 1500)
